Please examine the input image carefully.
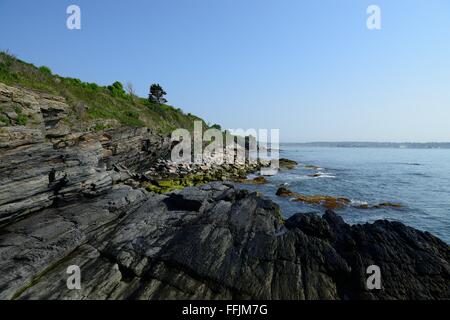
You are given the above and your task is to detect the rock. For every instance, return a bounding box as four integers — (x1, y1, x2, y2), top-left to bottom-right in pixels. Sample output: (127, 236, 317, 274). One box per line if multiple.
(373, 202, 403, 209)
(0, 126, 43, 149)
(0, 126, 171, 225)
(275, 187, 351, 210)
(238, 176, 268, 185)
(279, 158, 298, 169)
(320, 210, 450, 299)
(357, 202, 404, 210)
(294, 195, 351, 210)
(0, 185, 147, 299)
(4, 111, 18, 121)
(276, 187, 403, 211)
(252, 176, 268, 184)
(0, 183, 448, 300)
(285, 212, 334, 241)
(308, 173, 322, 178)
(276, 187, 297, 197)
(305, 165, 321, 170)
(0, 82, 70, 138)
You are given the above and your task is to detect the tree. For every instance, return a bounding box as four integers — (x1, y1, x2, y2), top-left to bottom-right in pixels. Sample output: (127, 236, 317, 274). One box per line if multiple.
(148, 84, 167, 104)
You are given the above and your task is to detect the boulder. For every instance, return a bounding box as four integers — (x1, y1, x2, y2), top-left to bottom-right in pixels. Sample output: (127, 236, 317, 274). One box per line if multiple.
(279, 158, 298, 169)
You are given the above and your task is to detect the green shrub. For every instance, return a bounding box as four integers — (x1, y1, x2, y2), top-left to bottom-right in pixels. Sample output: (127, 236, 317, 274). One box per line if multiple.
(108, 81, 127, 98)
(0, 115, 11, 125)
(87, 82, 99, 91)
(16, 114, 28, 125)
(39, 66, 52, 75)
(14, 106, 22, 114)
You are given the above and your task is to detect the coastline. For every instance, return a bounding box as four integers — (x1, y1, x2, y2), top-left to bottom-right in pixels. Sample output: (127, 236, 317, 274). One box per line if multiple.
(0, 82, 449, 300)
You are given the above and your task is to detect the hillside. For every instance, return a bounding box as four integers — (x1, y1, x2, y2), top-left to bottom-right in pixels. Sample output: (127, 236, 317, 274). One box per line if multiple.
(0, 51, 206, 134)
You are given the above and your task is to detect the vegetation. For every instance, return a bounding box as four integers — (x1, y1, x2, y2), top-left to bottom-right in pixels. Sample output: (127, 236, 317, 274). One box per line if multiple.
(38, 66, 52, 75)
(0, 51, 207, 134)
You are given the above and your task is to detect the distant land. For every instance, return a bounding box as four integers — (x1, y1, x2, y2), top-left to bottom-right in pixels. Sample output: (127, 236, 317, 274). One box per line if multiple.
(283, 142, 450, 149)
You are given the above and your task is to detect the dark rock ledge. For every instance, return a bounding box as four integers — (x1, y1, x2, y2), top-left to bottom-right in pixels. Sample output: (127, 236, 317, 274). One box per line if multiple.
(0, 182, 448, 300)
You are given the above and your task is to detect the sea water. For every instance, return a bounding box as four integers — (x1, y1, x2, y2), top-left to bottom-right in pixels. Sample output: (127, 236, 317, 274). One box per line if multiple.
(240, 145, 450, 243)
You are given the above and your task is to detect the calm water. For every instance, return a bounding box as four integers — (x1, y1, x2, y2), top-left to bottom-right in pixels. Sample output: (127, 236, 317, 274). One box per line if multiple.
(241, 145, 450, 243)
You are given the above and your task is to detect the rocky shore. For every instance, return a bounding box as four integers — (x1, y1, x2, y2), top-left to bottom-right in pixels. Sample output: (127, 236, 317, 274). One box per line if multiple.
(1, 82, 449, 300)
(1, 182, 449, 299)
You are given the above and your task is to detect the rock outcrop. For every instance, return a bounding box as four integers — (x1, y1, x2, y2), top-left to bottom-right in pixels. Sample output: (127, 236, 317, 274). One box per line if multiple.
(0, 83, 171, 225)
(0, 126, 171, 226)
(0, 82, 70, 137)
(0, 182, 448, 300)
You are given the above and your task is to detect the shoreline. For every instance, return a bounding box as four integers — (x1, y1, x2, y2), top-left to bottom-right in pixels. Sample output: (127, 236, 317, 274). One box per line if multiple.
(0, 82, 449, 300)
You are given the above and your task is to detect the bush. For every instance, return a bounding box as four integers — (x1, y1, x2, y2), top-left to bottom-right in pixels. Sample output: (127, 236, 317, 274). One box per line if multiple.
(0, 115, 11, 125)
(39, 66, 52, 75)
(64, 78, 82, 86)
(108, 81, 127, 98)
(87, 82, 99, 91)
(16, 114, 28, 125)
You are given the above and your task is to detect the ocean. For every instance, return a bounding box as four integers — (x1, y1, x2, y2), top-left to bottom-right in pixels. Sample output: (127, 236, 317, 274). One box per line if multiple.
(240, 144, 450, 244)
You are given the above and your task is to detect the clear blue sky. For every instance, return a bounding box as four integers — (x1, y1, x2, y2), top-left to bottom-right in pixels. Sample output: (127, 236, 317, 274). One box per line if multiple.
(1, 0, 449, 142)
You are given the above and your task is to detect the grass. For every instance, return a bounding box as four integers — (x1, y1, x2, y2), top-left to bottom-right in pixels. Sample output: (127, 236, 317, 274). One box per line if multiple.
(0, 51, 207, 134)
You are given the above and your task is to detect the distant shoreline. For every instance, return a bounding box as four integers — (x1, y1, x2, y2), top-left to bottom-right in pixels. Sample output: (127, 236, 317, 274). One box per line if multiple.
(279, 142, 450, 149)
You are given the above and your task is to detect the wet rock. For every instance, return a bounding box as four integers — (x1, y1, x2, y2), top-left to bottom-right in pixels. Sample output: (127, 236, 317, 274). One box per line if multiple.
(276, 187, 297, 197)
(294, 195, 351, 210)
(357, 202, 404, 210)
(308, 173, 322, 178)
(373, 202, 403, 209)
(304, 165, 322, 170)
(239, 176, 268, 185)
(276, 187, 403, 211)
(275, 187, 351, 210)
(279, 158, 298, 169)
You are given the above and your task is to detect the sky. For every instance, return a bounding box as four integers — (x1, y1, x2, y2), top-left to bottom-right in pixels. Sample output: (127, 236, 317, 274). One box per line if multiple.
(1, 0, 449, 142)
